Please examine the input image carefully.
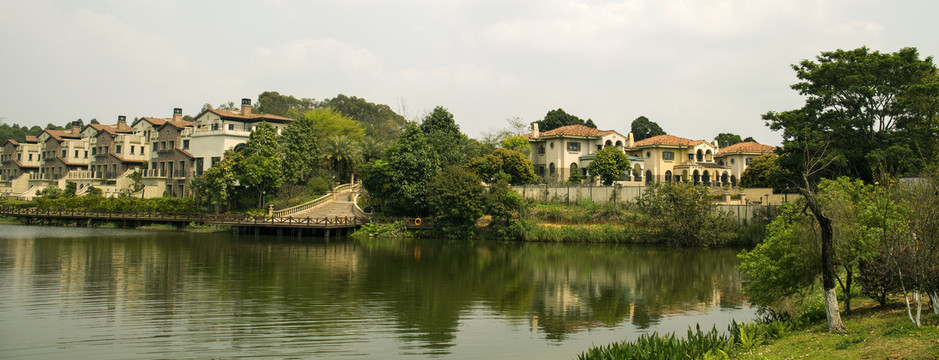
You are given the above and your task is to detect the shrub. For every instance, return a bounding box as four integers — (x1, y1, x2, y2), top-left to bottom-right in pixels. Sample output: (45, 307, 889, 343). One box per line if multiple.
(637, 182, 737, 246)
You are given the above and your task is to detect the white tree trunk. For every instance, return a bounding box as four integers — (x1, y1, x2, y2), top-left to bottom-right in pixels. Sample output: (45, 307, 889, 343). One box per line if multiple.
(824, 287, 844, 331)
(915, 292, 922, 327)
(904, 291, 922, 327)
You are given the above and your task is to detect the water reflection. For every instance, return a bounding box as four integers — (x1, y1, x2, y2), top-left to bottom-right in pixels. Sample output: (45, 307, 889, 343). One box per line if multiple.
(0, 225, 753, 359)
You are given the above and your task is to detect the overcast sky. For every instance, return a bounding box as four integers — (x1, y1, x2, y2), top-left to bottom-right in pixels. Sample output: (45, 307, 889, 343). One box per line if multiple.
(2, 0, 937, 145)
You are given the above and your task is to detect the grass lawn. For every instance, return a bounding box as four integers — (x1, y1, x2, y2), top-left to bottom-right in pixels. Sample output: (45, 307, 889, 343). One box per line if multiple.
(750, 300, 938, 359)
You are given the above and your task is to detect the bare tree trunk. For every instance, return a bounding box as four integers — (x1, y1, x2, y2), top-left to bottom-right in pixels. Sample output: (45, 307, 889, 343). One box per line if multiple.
(804, 185, 846, 332)
(932, 291, 938, 316)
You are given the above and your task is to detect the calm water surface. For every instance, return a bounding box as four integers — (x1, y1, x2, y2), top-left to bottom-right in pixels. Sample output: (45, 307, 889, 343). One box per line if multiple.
(0, 224, 755, 359)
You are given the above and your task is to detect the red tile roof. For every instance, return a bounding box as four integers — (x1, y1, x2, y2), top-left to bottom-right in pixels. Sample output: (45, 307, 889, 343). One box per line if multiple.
(629, 134, 707, 148)
(86, 123, 133, 135)
(717, 141, 776, 155)
(526, 124, 616, 139)
(207, 109, 293, 123)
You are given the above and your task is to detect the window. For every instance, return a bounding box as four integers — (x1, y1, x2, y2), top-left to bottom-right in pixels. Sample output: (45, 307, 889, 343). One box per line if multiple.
(663, 151, 674, 161)
(228, 124, 235, 131)
(211, 123, 219, 131)
(74, 150, 79, 158)
(195, 158, 204, 176)
(130, 146, 135, 155)
(92, 147, 97, 155)
(538, 145, 545, 155)
(161, 142, 166, 150)
(646, 152, 651, 158)
(115, 145, 121, 154)
(688, 154, 695, 160)
(61, 149, 66, 158)
(169, 141, 174, 149)
(746, 157, 753, 165)
(730, 158, 735, 164)
(567, 142, 581, 152)
(84, 151, 87, 158)
(596, 145, 602, 151)
(183, 140, 189, 149)
(28, 154, 32, 161)
(665, 170, 673, 182)
(153, 143, 158, 151)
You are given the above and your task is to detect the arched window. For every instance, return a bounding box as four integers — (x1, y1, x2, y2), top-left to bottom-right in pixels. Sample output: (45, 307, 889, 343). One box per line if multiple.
(665, 170, 672, 182)
(696, 149, 704, 162)
(615, 140, 623, 148)
(702, 170, 711, 185)
(549, 163, 556, 175)
(570, 163, 578, 171)
(645, 170, 653, 184)
(605, 140, 613, 147)
(721, 172, 729, 184)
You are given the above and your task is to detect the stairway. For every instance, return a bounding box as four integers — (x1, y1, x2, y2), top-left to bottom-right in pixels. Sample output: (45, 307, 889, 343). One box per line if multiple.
(293, 200, 357, 219)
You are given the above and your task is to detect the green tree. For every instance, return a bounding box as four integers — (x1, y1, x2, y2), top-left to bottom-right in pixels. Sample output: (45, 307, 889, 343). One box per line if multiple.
(713, 133, 744, 147)
(466, 148, 537, 185)
(359, 136, 386, 163)
(322, 135, 362, 183)
(426, 165, 487, 238)
(305, 108, 365, 141)
(279, 114, 320, 185)
(630, 116, 666, 141)
(191, 149, 239, 212)
(256, 91, 317, 119)
(738, 202, 820, 309)
(360, 159, 395, 212)
(238, 122, 282, 207)
(382, 123, 441, 216)
(536, 108, 591, 132)
(500, 135, 531, 157)
(587, 146, 630, 185)
(739, 154, 783, 189)
(320, 94, 407, 141)
(420, 106, 469, 167)
(485, 174, 530, 240)
(638, 182, 736, 247)
(763, 47, 939, 331)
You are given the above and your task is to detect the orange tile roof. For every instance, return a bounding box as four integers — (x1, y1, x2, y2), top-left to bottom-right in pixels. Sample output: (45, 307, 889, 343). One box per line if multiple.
(133, 117, 170, 127)
(207, 109, 294, 123)
(717, 141, 776, 155)
(526, 124, 615, 139)
(43, 129, 81, 141)
(629, 134, 706, 148)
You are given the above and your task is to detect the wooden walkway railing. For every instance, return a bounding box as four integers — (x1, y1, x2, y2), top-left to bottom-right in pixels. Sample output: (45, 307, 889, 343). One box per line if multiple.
(0, 207, 366, 229)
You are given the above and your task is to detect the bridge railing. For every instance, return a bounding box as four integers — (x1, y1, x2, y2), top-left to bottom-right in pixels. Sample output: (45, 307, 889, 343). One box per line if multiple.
(270, 183, 357, 218)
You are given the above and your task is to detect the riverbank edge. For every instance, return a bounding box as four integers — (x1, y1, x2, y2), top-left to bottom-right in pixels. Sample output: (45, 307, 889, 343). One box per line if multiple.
(0, 216, 231, 233)
(578, 300, 939, 359)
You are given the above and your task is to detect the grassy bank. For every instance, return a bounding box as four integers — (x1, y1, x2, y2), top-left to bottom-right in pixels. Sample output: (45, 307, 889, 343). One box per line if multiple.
(578, 298, 938, 359)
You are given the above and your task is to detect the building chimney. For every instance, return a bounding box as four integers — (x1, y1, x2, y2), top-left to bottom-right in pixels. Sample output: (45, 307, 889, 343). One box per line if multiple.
(627, 132, 635, 148)
(71, 120, 81, 135)
(532, 123, 539, 138)
(117, 115, 127, 129)
(173, 108, 183, 122)
(241, 98, 252, 116)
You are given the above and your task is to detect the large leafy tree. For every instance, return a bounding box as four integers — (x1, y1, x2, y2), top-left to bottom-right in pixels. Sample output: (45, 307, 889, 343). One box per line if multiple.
(256, 91, 317, 119)
(238, 122, 282, 207)
(536, 108, 594, 132)
(319, 94, 407, 141)
(466, 148, 537, 185)
(586, 146, 630, 185)
(630, 116, 666, 141)
(425, 165, 487, 238)
(713, 133, 744, 147)
(500, 136, 531, 157)
(305, 108, 365, 141)
(739, 154, 783, 189)
(322, 135, 362, 183)
(382, 123, 441, 216)
(420, 106, 469, 167)
(763, 47, 939, 331)
(279, 115, 320, 185)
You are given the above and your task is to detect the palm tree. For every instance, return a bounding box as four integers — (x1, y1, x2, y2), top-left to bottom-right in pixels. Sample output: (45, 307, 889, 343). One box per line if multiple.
(322, 135, 362, 183)
(359, 137, 386, 163)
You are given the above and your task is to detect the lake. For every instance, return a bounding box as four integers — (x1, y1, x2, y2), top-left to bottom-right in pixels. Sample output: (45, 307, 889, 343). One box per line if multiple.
(0, 224, 755, 359)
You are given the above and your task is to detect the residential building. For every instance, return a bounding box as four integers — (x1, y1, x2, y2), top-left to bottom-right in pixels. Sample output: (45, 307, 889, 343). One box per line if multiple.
(714, 141, 777, 184)
(83, 116, 146, 180)
(0, 136, 40, 181)
(144, 118, 196, 198)
(526, 124, 636, 183)
(36, 122, 88, 180)
(188, 98, 293, 173)
(624, 134, 731, 185)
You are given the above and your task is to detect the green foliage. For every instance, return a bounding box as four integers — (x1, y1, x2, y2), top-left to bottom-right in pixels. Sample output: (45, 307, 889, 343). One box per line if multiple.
(420, 106, 469, 167)
(739, 154, 784, 189)
(35, 194, 197, 214)
(255, 91, 317, 119)
(305, 108, 365, 141)
(500, 135, 530, 157)
(319, 94, 407, 141)
(382, 123, 440, 216)
(425, 166, 487, 238)
(37, 185, 63, 199)
(237, 122, 282, 207)
(321, 135, 362, 183)
(360, 159, 395, 212)
(637, 182, 736, 246)
(190, 149, 239, 212)
(738, 202, 820, 309)
(352, 221, 411, 238)
(484, 176, 531, 240)
(466, 148, 537, 185)
(279, 113, 320, 185)
(714, 132, 744, 148)
(629, 116, 666, 141)
(536, 108, 593, 132)
(587, 146, 631, 185)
